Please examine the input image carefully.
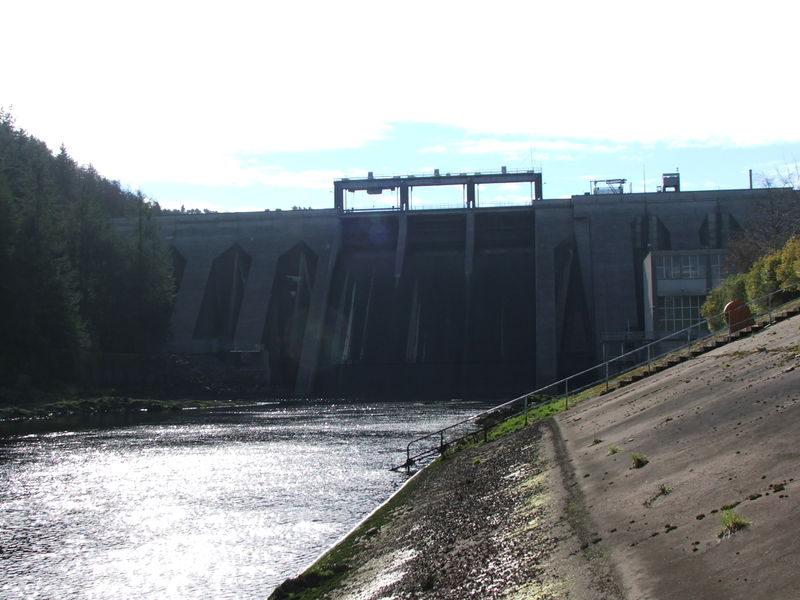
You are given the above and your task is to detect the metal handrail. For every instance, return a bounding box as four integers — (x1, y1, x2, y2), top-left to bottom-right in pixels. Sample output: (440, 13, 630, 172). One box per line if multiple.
(337, 167, 541, 183)
(345, 200, 539, 212)
(393, 281, 800, 472)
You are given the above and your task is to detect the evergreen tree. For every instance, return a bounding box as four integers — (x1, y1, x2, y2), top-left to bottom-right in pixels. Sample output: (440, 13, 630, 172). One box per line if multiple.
(0, 108, 175, 385)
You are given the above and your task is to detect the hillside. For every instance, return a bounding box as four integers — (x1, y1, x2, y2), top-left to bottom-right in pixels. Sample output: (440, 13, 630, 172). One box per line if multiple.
(272, 313, 799, 599)
(0, 110, 174, 389)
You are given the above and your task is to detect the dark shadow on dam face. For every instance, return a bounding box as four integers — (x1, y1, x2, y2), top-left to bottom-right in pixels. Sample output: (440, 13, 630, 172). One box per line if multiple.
(554, 234, 595, 380)
(193, 244, 251, 347)
(314, 212, 537, 399)
(170, 246, 187, 291)
(262, 243, 318, 386)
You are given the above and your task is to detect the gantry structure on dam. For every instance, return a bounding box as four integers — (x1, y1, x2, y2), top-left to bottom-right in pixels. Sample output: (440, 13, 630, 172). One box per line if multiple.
(334, 168, 543, 211)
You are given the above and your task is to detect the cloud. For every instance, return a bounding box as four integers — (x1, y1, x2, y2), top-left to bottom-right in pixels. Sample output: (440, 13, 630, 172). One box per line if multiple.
(452, 139, 629, 157)
(4, 0, 800, 206)
(420, 145, 448, 154)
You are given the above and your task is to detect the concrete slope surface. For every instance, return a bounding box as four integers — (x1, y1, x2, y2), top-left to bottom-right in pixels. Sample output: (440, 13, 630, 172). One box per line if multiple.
(556, 313, 800, 600)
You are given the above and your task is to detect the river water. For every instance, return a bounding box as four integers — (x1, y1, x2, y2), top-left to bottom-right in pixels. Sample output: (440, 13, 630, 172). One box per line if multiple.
(0, 400, 486, 599)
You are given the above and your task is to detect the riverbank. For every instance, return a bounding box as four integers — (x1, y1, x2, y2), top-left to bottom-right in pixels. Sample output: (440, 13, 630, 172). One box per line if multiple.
(272, 313, 800, 599)
(0, 392, 250, 421)
(269, 418, 624, 600)
(0, 352, 274, 421)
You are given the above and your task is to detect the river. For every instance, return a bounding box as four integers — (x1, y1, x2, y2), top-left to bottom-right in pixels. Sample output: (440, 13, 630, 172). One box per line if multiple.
(0, 400, 486, 599)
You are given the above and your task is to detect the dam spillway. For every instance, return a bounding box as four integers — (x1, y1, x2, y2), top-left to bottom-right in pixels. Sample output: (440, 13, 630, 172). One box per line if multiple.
(157, 187, 770, 399)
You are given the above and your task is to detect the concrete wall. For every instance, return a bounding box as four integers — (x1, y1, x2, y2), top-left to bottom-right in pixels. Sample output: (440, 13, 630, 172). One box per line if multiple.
(154, 188, 770, 399)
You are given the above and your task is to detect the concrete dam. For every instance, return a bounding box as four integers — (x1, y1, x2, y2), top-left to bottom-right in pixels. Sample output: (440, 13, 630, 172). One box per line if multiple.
(158, 180, 769, 399)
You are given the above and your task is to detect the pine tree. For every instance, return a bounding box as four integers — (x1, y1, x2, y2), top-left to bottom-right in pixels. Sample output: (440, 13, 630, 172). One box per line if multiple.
(0, 108, 176, 386)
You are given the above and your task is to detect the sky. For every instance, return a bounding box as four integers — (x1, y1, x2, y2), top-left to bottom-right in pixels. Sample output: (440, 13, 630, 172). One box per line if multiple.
(3, 0, 800, 212)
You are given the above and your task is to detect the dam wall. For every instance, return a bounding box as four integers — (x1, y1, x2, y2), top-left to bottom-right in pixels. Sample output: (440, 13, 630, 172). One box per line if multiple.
(156, 188, 768, 399)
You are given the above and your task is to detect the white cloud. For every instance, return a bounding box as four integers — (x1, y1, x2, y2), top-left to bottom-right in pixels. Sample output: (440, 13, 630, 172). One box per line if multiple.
(447, 139, 630, 161)
(4, 0, 800, 200)
(420, 145, 447, 154)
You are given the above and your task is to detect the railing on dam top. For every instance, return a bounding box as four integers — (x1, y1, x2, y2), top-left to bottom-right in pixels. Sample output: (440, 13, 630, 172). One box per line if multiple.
(392, 282, 800, 473)
(343, 200, 537, 212)
(337, 167, 541, 182)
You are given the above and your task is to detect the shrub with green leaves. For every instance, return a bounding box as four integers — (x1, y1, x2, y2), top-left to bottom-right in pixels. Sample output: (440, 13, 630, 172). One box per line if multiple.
(702, 237, 800, 331)
(701, 274, 748, 331)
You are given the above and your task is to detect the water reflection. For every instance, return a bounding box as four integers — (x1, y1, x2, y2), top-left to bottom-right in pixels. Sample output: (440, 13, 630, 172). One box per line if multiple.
(0, 401, 485, 599)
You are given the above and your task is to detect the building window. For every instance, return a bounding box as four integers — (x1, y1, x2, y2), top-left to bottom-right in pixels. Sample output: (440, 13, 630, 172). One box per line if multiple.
(654, 255, 705, 280)
(710, 254, 722, 287)
(656, 295, 705, 331)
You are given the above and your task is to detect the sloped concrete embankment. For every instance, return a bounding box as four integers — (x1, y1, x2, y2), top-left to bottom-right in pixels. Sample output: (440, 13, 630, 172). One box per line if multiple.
(555, 313, 800, 600)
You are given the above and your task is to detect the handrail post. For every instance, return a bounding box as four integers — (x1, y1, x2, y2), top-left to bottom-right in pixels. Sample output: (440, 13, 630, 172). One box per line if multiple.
(727, 308, 732, 341)
(565, 378, 569, 410)
(768, 291, 773, 324)
(524, 395, 528, 425)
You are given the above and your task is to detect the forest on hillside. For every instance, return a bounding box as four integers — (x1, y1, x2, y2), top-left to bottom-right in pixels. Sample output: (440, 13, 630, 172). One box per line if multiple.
(0, 109, 174, 386)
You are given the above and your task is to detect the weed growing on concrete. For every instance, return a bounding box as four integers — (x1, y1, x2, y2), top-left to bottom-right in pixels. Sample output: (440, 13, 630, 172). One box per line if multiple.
(607, 445, 621, 455)
(718, 509, 750, 537)
(592, 438, 603, 445)
(630, 453, 649, 469)
(643, 483, 672, 507)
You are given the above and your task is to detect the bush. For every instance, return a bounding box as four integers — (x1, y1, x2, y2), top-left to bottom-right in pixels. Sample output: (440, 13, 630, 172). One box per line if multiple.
(777, 237, 800, 289)
(702, 237, 800, 331)
(701, 274, 748, 331)
(746, 252, 783, 311)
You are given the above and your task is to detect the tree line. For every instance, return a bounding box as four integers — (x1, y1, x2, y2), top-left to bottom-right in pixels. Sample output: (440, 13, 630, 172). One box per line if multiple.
(0, 109, 174, 385)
